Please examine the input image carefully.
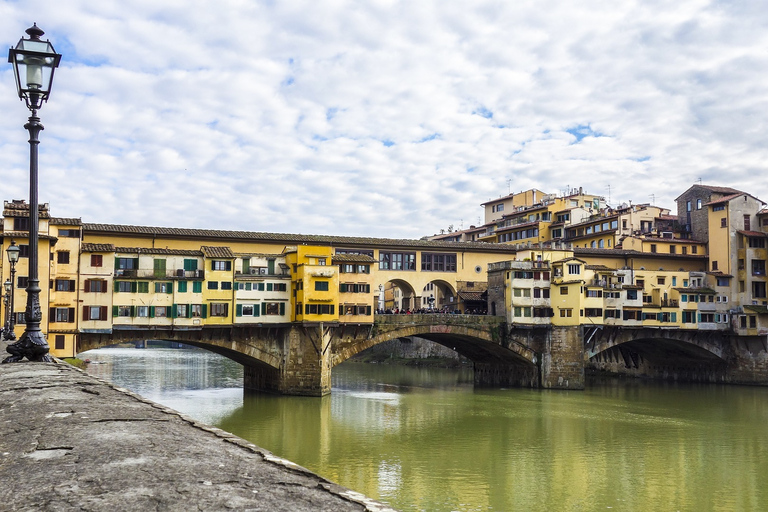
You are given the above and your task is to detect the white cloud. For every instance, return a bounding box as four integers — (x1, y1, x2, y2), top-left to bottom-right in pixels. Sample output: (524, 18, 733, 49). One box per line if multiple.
(1, 0, 767, 239)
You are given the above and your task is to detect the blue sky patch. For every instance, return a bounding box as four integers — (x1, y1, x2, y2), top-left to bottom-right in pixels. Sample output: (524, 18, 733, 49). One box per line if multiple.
(566, 124, 604, 143)
(417, 133, 440, 143)
(473, 106, 493, 119)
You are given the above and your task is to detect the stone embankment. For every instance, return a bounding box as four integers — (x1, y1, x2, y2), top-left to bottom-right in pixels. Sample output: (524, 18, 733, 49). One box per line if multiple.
(0, 362, 395, 511)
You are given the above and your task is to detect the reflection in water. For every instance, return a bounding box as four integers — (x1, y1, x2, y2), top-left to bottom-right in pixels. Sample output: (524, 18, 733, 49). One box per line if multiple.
(81, 348, 768, 512)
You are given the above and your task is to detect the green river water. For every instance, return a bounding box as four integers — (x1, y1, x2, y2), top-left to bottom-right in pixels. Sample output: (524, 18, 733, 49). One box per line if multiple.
(80, 347, 768, 511)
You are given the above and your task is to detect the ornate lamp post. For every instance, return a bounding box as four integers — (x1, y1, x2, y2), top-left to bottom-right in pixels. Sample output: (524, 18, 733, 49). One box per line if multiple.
(2, 280, 11, 340)
(4, 24, 61, 363)
(4, 241, 20, 341)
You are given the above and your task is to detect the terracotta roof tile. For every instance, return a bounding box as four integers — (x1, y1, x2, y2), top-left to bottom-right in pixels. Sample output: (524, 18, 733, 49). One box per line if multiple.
(115, 247, 203, 256)
(82, 223, 521, 253)
(50, 217, 82, 226)
(201, 246, 235, 259)
(81, 243, 115, 252)
(332, 254, 377, 263)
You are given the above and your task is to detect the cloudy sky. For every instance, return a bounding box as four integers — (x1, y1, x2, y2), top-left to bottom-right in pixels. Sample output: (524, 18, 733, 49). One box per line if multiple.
(1, 1, 767, 239)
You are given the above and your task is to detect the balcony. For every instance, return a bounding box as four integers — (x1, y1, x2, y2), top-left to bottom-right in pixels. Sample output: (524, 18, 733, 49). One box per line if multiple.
(115, 269, 205, 280)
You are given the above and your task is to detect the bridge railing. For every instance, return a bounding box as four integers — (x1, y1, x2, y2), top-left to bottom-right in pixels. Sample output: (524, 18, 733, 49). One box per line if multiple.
(374, 313, 504, 327)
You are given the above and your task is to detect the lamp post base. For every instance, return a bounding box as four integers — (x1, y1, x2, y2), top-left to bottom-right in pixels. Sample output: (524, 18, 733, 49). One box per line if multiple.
(3, 330, 52, 363)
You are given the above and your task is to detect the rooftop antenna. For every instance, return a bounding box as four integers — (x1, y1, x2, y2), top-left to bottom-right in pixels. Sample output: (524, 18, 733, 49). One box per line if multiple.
(697, 177, 702, 185)
(649, 193, 655, 204)
(506, 178, 512, 194)
(607, 184, 611, 205)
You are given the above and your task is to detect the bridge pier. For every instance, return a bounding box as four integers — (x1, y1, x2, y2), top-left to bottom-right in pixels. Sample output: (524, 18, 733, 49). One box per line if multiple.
(540, 326, 585, 390)
(244, 325, 332, 396)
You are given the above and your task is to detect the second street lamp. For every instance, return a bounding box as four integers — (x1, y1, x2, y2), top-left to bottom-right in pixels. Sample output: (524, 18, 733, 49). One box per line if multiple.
(4, 24, 61, 363)
(2, 280, 11, 340)
(4, 241, 20, 341)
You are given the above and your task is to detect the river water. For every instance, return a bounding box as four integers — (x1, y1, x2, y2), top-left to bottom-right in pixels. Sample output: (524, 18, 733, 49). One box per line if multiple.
(79, 347, 768, 511)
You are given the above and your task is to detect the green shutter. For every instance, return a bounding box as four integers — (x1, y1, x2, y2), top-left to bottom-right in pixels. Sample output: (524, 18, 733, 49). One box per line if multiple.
(112, 305, 118, 317)
(258, 283, 265, 291)
(246, 283, 252, 291)
(178, 281, 187, 293)
(279, 302, 285, 316)
(254, 304, 260, 317)
(149, 306, 155, 317)
(130, 306, 135, 317)
(261, 303, 267, 315)
(201, 304, 207, 318)
(226, 261, 232, 271)
(167, 282, 173, 294)
(114, 257, 119, 268)
(236, 304, 243, 317)
(267, 283, 273, 291)
(193, 281, 202, 293)
(171, 305, 177, 319)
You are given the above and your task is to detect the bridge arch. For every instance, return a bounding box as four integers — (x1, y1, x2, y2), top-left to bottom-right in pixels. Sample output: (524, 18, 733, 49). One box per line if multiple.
(78, 327, 284, 372)
(585, 327, 729, 379)
(332, 315, 537, 368)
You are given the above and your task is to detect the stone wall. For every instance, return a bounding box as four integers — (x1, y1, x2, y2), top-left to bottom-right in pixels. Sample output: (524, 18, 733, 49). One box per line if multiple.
(540, 326, 584, 389)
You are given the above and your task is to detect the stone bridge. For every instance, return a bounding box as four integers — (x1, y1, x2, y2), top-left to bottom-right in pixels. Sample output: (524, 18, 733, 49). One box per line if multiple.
(78, 316, 768, 396)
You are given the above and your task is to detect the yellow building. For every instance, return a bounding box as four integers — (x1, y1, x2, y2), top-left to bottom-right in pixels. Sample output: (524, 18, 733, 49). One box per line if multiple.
(285, 245, 339, 323)
(334, 253, 376, 322)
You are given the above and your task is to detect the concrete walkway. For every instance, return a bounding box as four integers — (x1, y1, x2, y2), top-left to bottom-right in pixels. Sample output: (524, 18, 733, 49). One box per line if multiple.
(0, 362, 395, 511)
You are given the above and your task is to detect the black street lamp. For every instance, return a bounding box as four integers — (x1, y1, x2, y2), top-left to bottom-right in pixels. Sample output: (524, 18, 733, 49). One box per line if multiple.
(2, 280, 11, 340)
(3, 241, 20, 341)
(4, 24, 61, 363)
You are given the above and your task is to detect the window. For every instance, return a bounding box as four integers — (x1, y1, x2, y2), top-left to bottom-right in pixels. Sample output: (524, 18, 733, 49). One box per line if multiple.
(242, 305, 254, 316)
(55, 279, 76, 292)
(650, 244, 657, 253)
(51, 307, 75, 323)
(178, 281, 187, 293)
(752, 260, 766, 276)
(669, 245, 676, 254)
(585, 308, 602, 317)
(304, 304, 334, 315)
(713, 205, 725, 212)
(421, 253, 457, 272)
(137, 306, 149, 317)
(317, 258, 327, 266)
(749, 238, 766, 249)
(221, 282, 232, 290)
(657, 277, 665, 285)
(315, 281, 329, 291)
(744, 215, 751, 231)
(265, 302, 283, 315)
(85, 279, 106, 293)
(686, 201, 691, 212)
(560, 287, 569, 295)
(696, 199, 702, 210)
(116, 257, 138, 270)
(118, 306, 132, 317)
(208, 281, 219, 290)
(176, 304, 188, 318)
(692, 246, 698, 254)
(193, 281, 202, 293)
(559, 308, 573, 318)
(626, 290, 638, 300)
(533, 288, 550, 298)
(273, 283, 287, 292)
(184, 259, 198, 271)
(17, 276, 28, 288)
(210, 303, 228, 317)
(586, 290, 602, 298)
(57, 252, 70, 264)
(155, 282, 172, 293)
(116, 281, 135, 293)
(85, 306, 107, 321)
(55, 335, 65, 350)
(212, 260, 232, 271)
(753, 282, 767, 299)
(155, 306, 167, 318)
(137, 282, 149, 293)
(191, 304, 203, 317)
(90, 254, 103, 267)
(567, 264, 580, 275)
(379, 251, 416, 271)
(712, 261, 718, 271)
